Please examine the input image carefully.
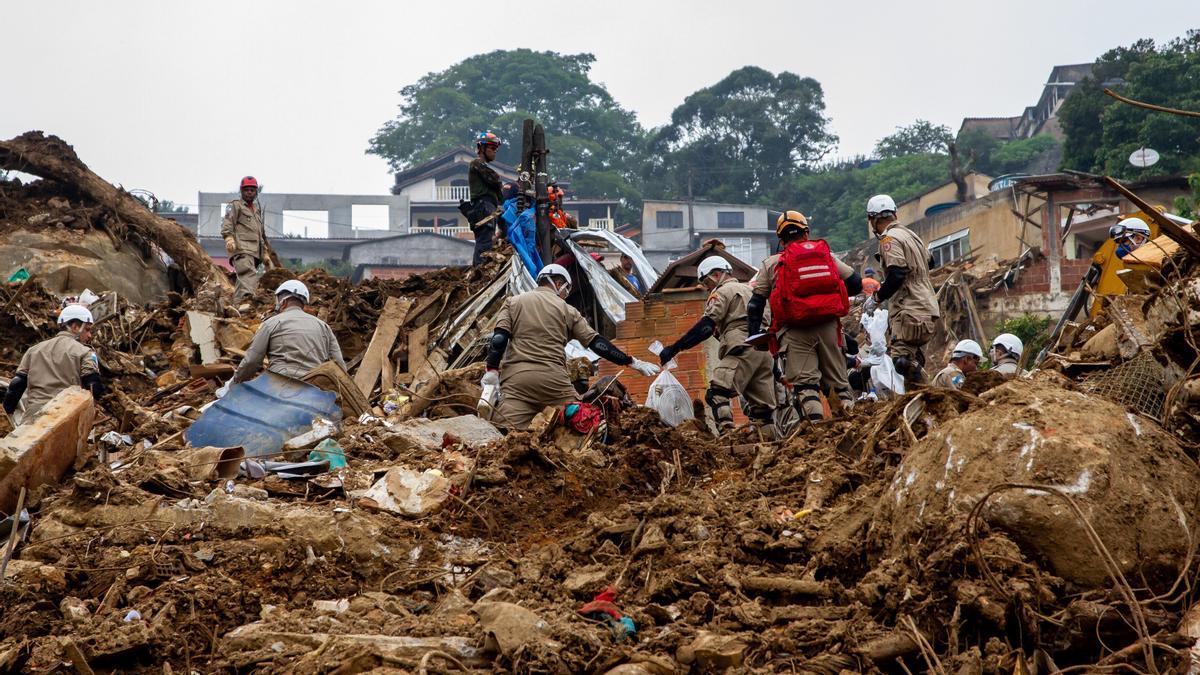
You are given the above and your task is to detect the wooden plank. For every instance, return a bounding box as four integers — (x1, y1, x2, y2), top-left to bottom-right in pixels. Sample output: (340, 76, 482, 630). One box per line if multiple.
(352, 297, 411, 397)
(1103, 176, 1200, 259)
(380, 355, 393, 394)
(406, 323, 429, 376)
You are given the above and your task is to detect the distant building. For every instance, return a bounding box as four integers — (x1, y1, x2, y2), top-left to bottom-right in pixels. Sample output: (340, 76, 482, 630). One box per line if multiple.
(640, 199, 780, 271)
(958, 63, 1094, 141)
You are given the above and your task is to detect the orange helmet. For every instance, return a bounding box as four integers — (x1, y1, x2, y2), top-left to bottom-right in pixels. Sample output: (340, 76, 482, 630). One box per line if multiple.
(775, 210, 809, 236)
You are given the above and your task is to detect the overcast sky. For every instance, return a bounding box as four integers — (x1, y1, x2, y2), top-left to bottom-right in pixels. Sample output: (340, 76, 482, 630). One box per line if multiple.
(1, 0, 1193, 230)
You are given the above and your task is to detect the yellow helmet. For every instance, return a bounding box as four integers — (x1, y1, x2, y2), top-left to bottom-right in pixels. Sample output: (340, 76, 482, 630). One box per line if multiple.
(775, 210, 810, 236)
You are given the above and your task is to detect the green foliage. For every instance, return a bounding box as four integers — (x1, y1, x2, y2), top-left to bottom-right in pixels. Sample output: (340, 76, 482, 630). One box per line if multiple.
(874, 120, 953, 158)
(1060, 31, 1200, 177)
(1172, 173, 1200, 219)
(957, 131, 1059, 176)
(779, 154, 950, 250)
(284, 258, 353, 278)
(156, 200, 189, 214)
(995, 314, 1052, 361)
(646, 66, 837, 204)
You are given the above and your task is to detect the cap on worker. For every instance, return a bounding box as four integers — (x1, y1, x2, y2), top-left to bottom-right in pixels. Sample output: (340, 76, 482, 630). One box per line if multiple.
(866, 194, 897, 216)
(274, 279, 310, 304)
(775, 210, 809, 236)
(697, 256, 733, 280)
(991, 333, 1024, 358)
(58, 304, 94, 325)
(536, 263, 571, 286)
(476, 131, 502, 148)
(951, 339, 983, 360)
(240, 176, 259, 189)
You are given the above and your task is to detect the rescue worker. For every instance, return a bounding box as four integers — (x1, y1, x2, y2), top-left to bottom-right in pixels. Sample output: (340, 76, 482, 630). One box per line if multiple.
(657, 256, 776, 432)
(933, 339, 982, 389)
(4, 305, 102, 423)
(990, 333, 1024, 376)
(466, 131, 504, 265)
(1111, 217, 1152, 259)
(746, 211, 862, 423)
(619, 253, 643, 294)
(861, 267, 881, 298)
(231, 281, 346, 384)
(482, 264, 659, 430)
(862, 194, 941, 383)
(221, 176, 270, 300)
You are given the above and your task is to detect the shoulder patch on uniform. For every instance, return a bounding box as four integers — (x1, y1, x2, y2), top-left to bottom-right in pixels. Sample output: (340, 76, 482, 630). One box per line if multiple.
(880, 238, 894, 253)
(951, 374, 964, 387)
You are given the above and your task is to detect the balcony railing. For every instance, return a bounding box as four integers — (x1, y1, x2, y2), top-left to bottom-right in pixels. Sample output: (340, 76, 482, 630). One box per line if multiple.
(433, 185, 471, 202)
(586, 218, 615, 231)
(410, 225, 471, 237)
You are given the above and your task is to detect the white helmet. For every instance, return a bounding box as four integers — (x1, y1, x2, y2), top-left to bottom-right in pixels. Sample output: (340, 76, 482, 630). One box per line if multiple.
(867, 194, 897, 216)
(536, 264, 572, 290)
(951, 339, 983, 360)
(274, 280, 310, 304)
(58, 305, 94, 325)
(697, 256, 733, 280)
(991, 333, 1024, 358)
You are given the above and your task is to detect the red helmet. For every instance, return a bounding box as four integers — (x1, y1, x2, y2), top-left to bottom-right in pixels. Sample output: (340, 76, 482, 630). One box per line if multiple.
(240, 176, 259, 189)
(475, 131, 501, 148)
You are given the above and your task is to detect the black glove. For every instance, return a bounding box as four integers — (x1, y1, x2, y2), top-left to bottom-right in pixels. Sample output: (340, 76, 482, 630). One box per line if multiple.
(659, 344, 679, 366)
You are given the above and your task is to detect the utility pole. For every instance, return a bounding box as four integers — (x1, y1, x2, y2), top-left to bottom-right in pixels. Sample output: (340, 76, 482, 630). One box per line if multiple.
(686, 169, 696, 252)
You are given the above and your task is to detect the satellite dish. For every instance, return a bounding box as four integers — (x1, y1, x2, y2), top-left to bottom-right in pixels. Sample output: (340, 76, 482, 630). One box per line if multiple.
(1129, 147, 1160, 168)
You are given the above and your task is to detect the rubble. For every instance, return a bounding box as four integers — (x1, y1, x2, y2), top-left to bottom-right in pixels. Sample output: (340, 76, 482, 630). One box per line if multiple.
(0, 137, 1198, 673)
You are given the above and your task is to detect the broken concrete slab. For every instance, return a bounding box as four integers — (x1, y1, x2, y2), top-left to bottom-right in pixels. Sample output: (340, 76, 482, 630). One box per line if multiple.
(383, 414, 501, 453)
(186, 311, 220, 365)
(0, 386, 94, 514)
(676, 631, 748, 670)
(283, 419, 337, 451)
(356, 467, 450, 517)
(564, 566, 609, 594)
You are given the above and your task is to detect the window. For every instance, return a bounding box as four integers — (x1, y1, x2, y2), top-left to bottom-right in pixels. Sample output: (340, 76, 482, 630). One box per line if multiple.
(656, 211, 684, 229)
(381, 256, 400, 265)
(717, 211, 745, 229)
(723, 237, 753, 265)
(926, 229, 969, 269)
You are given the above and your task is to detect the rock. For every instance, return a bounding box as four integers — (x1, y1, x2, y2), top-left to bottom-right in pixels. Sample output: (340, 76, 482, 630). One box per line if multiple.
(0, 386, 95, 514)
(478, 587, 517, 604)
(434, 589, 474, 619)
(564, 566, 608, 594)
(472, 601, 558, 657)
(474, 566, 517, 593)
(356, 467, 450, 517)
(0, 227, 169, 303)
(231, 485, 268, 501)
(603, 655, 676, 675)
(59, 596, 91, 624)
(676, 631, 748, 670)
(383, 415, 501, 453)
(634, 523, 668, 556)
(875, 379, 1200, 590)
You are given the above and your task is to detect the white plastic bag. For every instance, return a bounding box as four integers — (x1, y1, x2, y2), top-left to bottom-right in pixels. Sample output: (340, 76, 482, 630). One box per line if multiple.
(645, 369, 694, 427)
(859, 308, 905, 398)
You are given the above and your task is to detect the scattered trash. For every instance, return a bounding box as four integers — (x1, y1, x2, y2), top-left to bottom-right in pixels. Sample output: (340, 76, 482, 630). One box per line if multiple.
(355, 467, 449, 517)
(308, 438, 347, 470)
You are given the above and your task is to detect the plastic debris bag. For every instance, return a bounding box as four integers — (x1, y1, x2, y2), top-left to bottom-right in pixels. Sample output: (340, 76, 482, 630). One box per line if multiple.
(859, 308, 905, 398)
(859, 308, 890, 364)
(644, 341, 693, 426)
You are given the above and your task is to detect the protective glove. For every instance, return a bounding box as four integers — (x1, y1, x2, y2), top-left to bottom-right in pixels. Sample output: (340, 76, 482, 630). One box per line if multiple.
(862, 294, 879, 315)
(630, 359, 661, 377)
(224, 238, 237, 255)
(215, 381, 231, 398)
(658, 344, 679, 366)
(481, 369, 500, 388)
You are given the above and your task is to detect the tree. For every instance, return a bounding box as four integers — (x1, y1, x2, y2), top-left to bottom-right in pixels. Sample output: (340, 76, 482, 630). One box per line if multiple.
(368, 49, 645, 215)
(874, 120, 953, 158)
(649, 67, 837, 203)
(156, 200, 189, 214)
(1060, 31, 1200, 177)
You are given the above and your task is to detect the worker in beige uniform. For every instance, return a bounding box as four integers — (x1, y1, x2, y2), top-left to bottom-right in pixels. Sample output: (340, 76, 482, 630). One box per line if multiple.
(230, 281, 346, 385)
(4, 305, 103, 424)
(862, 194, 941, 383)
(482, 264, 659, 430)
(746, 211, 861, 423)
(932, 339, 982, 389)
(657, 256, 775, 432)
(990, 333, 1024, 376)
(221, 175, 271, 300)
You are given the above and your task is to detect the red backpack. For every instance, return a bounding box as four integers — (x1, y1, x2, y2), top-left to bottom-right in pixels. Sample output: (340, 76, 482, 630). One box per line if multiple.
(769, 239, 849, 329)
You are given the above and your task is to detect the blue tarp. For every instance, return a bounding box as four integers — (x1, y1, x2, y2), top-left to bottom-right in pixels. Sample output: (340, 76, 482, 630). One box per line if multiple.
(501, 198, 543, 276)
(185, 372, 341, 458)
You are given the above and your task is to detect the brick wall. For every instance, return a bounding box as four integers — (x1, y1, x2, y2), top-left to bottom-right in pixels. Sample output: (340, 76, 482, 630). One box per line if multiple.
(597, 291, 748, 424)
(1060, 259, 1094, 288)
(1010, 258, 1095, 294)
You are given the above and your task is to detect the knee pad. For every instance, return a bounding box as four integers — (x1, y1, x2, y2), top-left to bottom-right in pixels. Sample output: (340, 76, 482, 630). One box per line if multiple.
(705, 385, 734, 407)
(745, 403, 773, 423)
